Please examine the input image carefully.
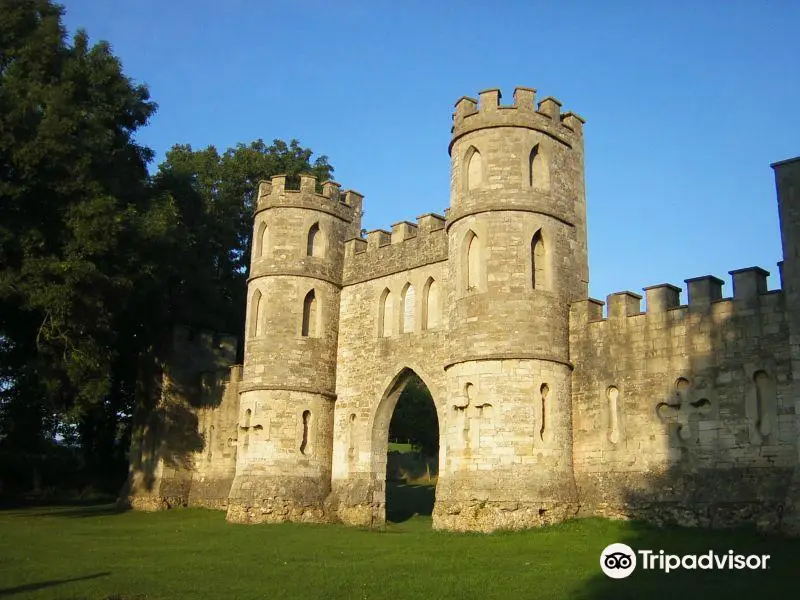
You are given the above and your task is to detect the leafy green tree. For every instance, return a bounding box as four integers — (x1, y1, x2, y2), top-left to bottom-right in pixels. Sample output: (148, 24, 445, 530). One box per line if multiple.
(0, 0, 167, 471)
(0, 0, 337, 491)
(152, 139, 334, 339)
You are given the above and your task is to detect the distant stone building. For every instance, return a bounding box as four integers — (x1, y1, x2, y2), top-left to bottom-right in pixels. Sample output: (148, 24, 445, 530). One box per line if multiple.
(122, 86, 800, 535)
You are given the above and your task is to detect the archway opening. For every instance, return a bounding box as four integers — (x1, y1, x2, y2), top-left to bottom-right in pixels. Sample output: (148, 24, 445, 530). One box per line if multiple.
(384, 371, 439, 523)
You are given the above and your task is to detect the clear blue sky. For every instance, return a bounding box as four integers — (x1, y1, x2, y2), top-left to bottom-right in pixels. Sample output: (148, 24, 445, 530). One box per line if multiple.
(61, 0, 799, 304)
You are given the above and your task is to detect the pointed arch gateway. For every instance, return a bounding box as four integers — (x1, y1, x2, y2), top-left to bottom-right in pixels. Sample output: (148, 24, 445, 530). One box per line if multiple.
(370, 367, 440, 524)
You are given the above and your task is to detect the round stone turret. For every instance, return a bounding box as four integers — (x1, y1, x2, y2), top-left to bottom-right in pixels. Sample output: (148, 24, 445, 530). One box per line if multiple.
(435, 86, 588, 531)
(226, 174, 362, 524)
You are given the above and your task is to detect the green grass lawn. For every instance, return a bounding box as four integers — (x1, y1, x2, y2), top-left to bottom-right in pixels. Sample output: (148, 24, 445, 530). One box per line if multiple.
(387, 442, 416, 454)
(0, 498, 797, 600)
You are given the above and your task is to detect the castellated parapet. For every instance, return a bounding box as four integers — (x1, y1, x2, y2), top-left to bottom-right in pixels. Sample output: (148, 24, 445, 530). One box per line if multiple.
(125, 88, 800, 535)
(343, 213, 447, 285)
(570, 267, 795, 529)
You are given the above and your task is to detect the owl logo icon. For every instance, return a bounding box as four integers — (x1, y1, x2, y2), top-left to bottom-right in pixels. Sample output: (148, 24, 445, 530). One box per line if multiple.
(600, 543, 637, 579)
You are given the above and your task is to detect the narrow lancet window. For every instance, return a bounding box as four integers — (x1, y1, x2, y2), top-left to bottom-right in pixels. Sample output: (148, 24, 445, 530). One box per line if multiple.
(531, 230, 546, 290)
(300, 410, 311, 454)
(307, 223, 324, 257)
(465, 230, 483, 291)
(347, 413, 357, 459)
(607, 386, 620, 444)
(422, 277, 441, 330)
(302, 289, 318, 337)
(529, 144, 549, 191)
(250, 289, 263, 337)
(540, 383, 549, 441)
(379, 288, 393, 337)
(466, 147, 482, 191)
(255, 221, 268, 258)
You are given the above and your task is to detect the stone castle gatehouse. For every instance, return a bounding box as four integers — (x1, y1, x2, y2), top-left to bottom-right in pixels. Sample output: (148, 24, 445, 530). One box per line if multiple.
(123, 86, 800, 534)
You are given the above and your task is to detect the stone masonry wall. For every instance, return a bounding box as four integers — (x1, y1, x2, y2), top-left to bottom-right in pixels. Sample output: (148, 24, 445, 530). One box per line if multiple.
(343, 213, 447, 286)
(330, 260, 450, 526)
(123, 327, 238, 511)
(435, 359, 577, 532)
(187, 365, 241, 509)
(770, 158, 800, 536)
(227, 388, 334, 524)
(570, 270, 796, 531)
(226, 174, 359, 524)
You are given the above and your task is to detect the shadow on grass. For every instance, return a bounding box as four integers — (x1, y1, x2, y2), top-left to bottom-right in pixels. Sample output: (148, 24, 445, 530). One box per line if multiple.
(386, 481, 435, 523)
(572, 518, 800, 600)
(0, 572, 110, 597)
(0, 503, 125, 519)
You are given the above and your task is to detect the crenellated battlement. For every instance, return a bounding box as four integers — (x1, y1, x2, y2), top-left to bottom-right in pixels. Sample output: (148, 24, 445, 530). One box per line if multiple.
(450, 86, 585, 151)
(255, 174, 363, 226)
(571, 266, 782, 325)
(342, 212, 447, 285)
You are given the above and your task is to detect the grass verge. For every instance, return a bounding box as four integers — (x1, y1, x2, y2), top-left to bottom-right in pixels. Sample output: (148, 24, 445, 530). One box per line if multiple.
(0, 503, 797, 599)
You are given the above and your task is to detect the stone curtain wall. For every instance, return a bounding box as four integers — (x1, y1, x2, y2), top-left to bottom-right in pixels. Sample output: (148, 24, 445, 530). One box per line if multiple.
(187, 366, 242, 509)
(123, 327, 238, 511)
(569, 273, 796, 531)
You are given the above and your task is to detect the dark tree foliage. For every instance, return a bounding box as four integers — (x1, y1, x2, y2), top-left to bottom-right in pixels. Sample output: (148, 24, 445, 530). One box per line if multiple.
(0, 0, 163, 470)
(389, 375, 439, 456)
(151, 139, 333, 341)
(0, 1, 335, 492)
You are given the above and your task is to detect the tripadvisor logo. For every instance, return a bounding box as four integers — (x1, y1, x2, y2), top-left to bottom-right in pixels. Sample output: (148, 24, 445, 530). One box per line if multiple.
(600, 543, 637, 579)
(600, 543, 771, 579)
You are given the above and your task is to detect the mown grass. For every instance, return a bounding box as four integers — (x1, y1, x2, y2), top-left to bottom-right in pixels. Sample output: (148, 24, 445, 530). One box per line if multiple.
(386, 442, 416, 454)
(0, 500, 797, 600)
